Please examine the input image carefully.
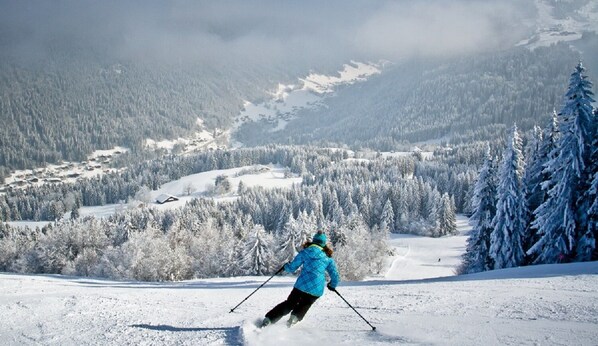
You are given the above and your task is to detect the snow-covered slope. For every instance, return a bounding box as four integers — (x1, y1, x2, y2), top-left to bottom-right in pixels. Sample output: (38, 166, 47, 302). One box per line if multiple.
(382, 215, 469, 281)
(518, 0, 598, 49)
(1, 216, 597, 345)
(233, 61, 381, 136)
(92, 165, 299, 219)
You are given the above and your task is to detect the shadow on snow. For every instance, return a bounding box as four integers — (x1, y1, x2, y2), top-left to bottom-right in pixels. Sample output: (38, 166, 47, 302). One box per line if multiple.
(131, 324, 242, 345)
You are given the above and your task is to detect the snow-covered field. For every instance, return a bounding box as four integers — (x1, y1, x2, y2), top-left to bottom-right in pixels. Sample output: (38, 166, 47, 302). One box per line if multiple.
(2, 216, 597, 345)
(234, 61, 381, 134)
(1, 147, 128, 192)
(4, 164, 301, 226)
(518, 0, 598, 49)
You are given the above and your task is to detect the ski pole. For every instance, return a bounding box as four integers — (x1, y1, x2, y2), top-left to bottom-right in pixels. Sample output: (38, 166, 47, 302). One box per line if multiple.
(229, 266, 285, 313)
(331, 288, 377, 331)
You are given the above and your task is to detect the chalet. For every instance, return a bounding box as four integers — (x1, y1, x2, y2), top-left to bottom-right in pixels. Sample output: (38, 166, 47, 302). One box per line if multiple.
(156, 194, 179, 204)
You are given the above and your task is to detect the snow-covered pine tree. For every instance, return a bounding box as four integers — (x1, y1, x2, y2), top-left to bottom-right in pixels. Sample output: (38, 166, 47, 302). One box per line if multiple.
(529, 63, 595, 264)
(577, 108, 598, 261)
(295, 210, 317, 243)
(524, 112, 559, 263)
(334, 213, 372, 280)
(277, 215, 303, 264)
(380, 198, 395, 234)
(524, 126, 543, 220)
(437, 193, 457, 237)
(490, 125, 527, 269)
(583, 166, 598, 261)
(240, 224, 276, 276)
(572, 63, 596, 259)
(462, 150, 497, 273)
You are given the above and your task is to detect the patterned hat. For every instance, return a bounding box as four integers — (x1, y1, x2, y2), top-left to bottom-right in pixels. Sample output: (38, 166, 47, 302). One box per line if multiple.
(312, 231, 327, 246)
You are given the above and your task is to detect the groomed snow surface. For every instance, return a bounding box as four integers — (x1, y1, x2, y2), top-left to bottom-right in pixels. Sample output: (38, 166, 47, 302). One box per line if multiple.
(1, 217, 597, 345)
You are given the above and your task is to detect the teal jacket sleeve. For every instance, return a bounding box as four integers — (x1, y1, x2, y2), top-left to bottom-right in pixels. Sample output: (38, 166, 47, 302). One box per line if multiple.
(284, 251, 304, 273)
(326, 258, 340, 289)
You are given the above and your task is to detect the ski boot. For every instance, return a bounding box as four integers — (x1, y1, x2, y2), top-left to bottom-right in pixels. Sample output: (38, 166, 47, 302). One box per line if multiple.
(260, 317, 272, 328)
(287, 314, 299, 328)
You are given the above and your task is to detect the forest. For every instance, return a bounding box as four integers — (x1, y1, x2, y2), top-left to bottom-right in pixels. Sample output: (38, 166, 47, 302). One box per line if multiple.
(0, 145, 467, 281)
(236, 40, 598, 150)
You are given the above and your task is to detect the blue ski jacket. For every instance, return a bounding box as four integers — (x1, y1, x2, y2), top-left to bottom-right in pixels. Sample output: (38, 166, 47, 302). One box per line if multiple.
(284, 245, 340, 297)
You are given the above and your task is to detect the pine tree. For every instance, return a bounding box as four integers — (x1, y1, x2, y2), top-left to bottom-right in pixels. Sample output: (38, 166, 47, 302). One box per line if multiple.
(490, 125, 526, 269)
(437, 193, 457, 237)
(277, 215, 303, 264)
(524, 112, 559, 263)
(577, 107, 598, 261)
(463, 151, 496, 273)
(583, 167, 598, 261)
(523, 126, 544, 220)
(380, 198, 395, 234)
(240, 224, 275, 276)
(529, 63, 595, 264)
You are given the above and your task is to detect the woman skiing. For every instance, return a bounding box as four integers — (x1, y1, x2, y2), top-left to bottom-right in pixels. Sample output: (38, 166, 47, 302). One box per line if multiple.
(261, 231, 340, 327)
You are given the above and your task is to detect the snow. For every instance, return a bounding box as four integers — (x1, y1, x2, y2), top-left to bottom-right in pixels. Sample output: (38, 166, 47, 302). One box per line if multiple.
(1, 146, 127, 192)
(517, 0, 598, 49)
(383, 215, 469, 281)
(301, 61, 381, 94)
(66, 164, 302, 218)
(234, 61, 381, 134)
(2, 215, 597, 345)
(145, 118, 224, 154)
(149, 164, 300, 208)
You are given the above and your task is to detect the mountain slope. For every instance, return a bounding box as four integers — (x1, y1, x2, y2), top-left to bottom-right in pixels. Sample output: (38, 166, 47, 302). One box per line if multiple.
(236, 42, 598, 150)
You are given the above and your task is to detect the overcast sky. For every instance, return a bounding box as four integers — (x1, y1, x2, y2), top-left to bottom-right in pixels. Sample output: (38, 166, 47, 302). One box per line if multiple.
(0, 0, 535, 66)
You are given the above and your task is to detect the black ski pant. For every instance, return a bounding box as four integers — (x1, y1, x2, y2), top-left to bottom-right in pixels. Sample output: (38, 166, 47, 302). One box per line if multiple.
(265, 287, 319, 323)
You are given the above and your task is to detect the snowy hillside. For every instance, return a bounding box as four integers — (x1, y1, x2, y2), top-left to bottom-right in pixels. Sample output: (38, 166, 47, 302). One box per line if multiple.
(518, 0, 598, 49)
(1, 216, 597, 345)
(233, 61, 381, 137)
(4, 164, 301, 227)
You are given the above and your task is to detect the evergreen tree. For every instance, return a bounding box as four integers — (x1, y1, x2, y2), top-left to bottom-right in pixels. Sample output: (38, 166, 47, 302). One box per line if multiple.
(523, 126, 544, 221)
(583, 167, 598, 261)
(240, 224, 275, 276)
(577, 107, 598, 261)
(380, 198, 395, 234)
(525, 112, 559, 262)
(462, 151, 496, 273)
(277, 215, 303, 264)
(70, 206, 80, 220)
(437, 193, 457, 237)
(529, 63, 595, 264)
(490, 126, 526, 269)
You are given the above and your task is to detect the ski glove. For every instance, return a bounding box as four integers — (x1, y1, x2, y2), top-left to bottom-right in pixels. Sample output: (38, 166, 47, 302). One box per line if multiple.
(327, 283, 336, 291)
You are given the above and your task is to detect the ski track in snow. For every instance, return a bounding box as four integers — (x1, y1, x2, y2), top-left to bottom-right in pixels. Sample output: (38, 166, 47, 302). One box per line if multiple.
(1, 215, 597, 345)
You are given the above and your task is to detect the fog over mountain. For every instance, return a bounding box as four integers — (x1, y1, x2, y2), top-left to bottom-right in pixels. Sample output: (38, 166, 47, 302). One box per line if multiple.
(0, 0, 534, 66)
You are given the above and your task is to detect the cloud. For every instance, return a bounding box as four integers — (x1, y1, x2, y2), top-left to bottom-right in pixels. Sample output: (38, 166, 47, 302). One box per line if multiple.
(353, 1, 531, 60)
(0, 0, 534, 66)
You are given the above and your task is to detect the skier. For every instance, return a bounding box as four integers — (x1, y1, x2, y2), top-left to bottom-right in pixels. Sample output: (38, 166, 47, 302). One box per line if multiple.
(261, 231, 340, 327)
